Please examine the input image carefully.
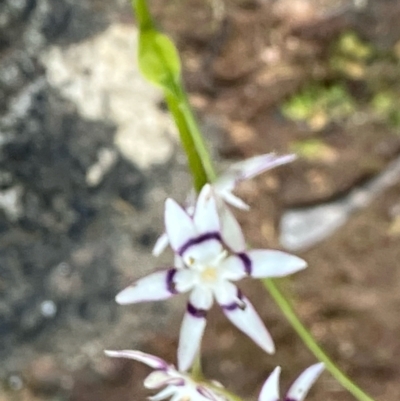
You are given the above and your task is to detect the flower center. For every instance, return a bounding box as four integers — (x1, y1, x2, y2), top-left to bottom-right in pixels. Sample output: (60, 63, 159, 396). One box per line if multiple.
(201, 266, 218, 283)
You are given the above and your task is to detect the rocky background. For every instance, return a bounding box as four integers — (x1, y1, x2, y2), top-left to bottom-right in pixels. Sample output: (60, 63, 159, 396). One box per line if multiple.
(1, 0, 400, 400)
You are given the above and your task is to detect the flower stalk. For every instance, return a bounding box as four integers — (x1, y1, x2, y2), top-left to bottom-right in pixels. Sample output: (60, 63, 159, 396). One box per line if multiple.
(130, 1, 377, 401)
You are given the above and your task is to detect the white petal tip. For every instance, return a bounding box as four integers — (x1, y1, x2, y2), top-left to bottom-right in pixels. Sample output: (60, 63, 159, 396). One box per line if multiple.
(297, 259, 308, 271)
(104, 350, 117, 357)
(286, 362, 325, 401)
(259, 366, 281, 401)
(104, 350, 168, 369)
(264, 343, 276, 354)
(152, 233, 170, 257)
(165, 198, 174, 206)
(306, 362, 325, 377)
(115, 288, 134, 305)
(258, 337, 275, 354)
(151, 247, 162, 257)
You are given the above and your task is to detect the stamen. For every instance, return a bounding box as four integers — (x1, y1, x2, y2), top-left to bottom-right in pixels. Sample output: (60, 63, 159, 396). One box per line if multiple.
(236, 297, 247, 310)
(214, 249, 228, 265)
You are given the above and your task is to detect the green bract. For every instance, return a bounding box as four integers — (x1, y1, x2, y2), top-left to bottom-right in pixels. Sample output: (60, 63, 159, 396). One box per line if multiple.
(139, 30, 181, 93)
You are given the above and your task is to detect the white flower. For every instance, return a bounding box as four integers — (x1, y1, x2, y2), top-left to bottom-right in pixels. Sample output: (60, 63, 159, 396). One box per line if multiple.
(104, 350, 226, 401)
(116, 185, 307, 371)
(259, 363, 325, 401)
(212, 152, 296, 210)
(152, 153, 296, 257)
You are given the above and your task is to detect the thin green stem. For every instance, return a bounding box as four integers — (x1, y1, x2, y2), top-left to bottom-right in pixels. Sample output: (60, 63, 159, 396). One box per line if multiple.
(263, 279, 375, 401)
(165, 91, 209, 192)
(133, 0, 153, 30)
(177, 87, 217, 183)
(166, 81, 216, 190)
(191, 353, 204, 381)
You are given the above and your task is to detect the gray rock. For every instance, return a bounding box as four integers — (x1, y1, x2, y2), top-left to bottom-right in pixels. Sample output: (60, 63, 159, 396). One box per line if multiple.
(280, 155, 400, 251)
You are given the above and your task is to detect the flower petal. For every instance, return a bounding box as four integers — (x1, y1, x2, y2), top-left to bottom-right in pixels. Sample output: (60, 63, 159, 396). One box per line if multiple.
(190, 286, 214, 310)
(258, 366, 281, 401)
(152, 233, 170, 257)
(214, 281, 239, 306)
(144, 371, 182, 389)
(197, 385, 225, 401)
(193, 184, 221, 234)
(219, 190, 250, 210)
(174, 269, 197, 293)
(182, 239, 224, 265)
(226, 153, 297, 185)
(219, 255, 247, 281)
(169, 388, 191, 401)
(178, 305, 208, 371)
(171, 393, 187, 401)
(104, 350, 168, 370)
(148, 386, 176, 401)
(244, 250, 307, 278)
(176, 190, 223, 259)
(285, 363, 324, 401)
(115, 269, 178, 305)
(219, 203, 246, 252)
(165, 198, 197, 253)
(221, 295, 275, 354)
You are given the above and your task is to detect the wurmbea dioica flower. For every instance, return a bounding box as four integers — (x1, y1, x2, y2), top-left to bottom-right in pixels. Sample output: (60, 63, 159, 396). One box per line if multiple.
(105, 350, 226, 401)
(116, 184, 307, 371)
(259, 363, 324, 401)
(152, 153, 296, 257)
(211, 152, 296, 211)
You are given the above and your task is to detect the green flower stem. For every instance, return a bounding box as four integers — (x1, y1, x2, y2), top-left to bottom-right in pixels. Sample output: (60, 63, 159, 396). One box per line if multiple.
(176, 86, 217, 183)
(165, 91, 210, 192)
(263, 278, 375, 401)
(190, 352, 204, 381)
(133, 0, 152, 30)
(165, 84, 217, 191)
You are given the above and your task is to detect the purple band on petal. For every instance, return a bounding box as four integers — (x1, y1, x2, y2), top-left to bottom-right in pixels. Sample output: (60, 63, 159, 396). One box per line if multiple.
(221, 289, 244, 311)
(196, 386, 209, 397)
(285, 399, 296, 401)
(196, 385, 218, 400)
(237, 252, 252, 275)
(187, 302, 207, 318)
(166, 269, 178, 294)
(165, 377, 185, 387)
(178, 232, 221, 256)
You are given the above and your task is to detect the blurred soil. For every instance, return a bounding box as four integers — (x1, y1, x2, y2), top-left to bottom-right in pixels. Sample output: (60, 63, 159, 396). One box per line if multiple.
(1, 0, 400, 400)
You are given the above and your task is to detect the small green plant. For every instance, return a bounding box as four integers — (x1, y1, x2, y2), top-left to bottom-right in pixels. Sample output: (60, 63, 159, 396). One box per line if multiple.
(290, 138, 337, 162)
(282, 83, 355, 131)
(330, 31, 374, 79)
(371, 91, 400, 128)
